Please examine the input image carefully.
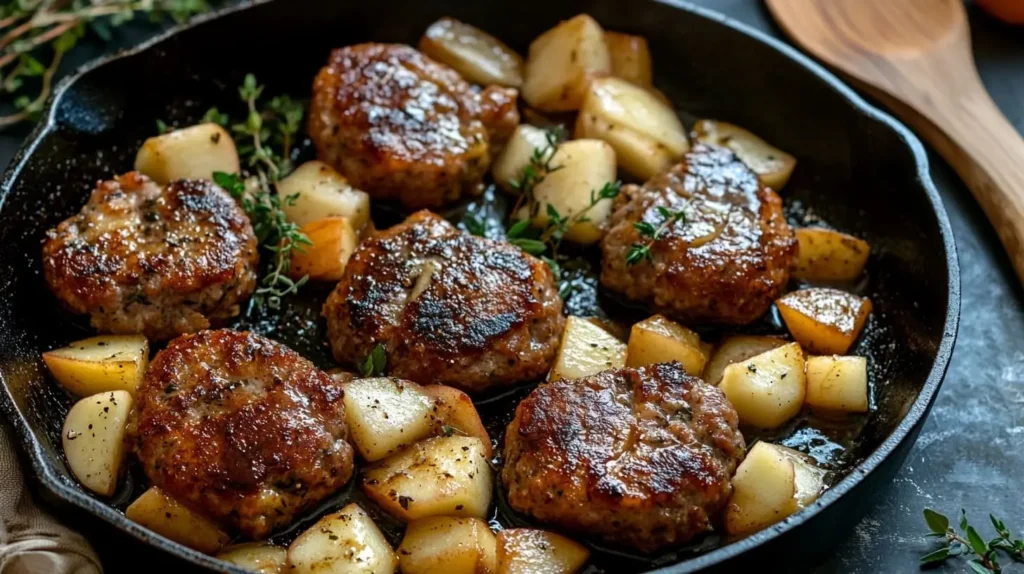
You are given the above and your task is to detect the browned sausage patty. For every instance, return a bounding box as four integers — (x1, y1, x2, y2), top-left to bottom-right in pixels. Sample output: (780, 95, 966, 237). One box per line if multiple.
(42, 172, 258, 341)
(131, 329, 354, 539)
(600, 144, 796, 325)
(323, 210, 564, 394)
(308, 43, 519, 209)
(502, 362, 745, 552)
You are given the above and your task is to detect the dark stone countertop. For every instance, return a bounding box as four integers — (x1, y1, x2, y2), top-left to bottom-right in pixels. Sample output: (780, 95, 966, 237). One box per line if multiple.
(2, 1, 1022, 572)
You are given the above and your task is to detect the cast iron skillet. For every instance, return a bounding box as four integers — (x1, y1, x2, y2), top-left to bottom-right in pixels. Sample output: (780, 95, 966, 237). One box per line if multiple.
(0, 0, 960, 572)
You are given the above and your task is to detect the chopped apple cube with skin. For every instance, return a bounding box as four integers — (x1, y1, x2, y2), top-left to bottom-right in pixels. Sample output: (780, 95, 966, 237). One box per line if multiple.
(575, 77, 688, 180)
(530, 139, 618, 245)
(362, 436, 492, 521)
(134, 123, 240, 185)
(277, 160, 371, 232)
(216, 543, 288, 574)
(718, 342, 806, 429)
(419, 17, 524, 88)
(398, 516, 497, 574)
(491, 125, 553, 192)
(691, 119, 797, 191)
(805, 355, 869, 413)
(550, 316, 627, 381)
(626, 314, 707, 376)
(287, 503, 396, 574)
(725, 442, 825, 536)
(776, 288, 873, 355)
(496, 529, 590, 574)
(343, 377, 435, 462)
(126, 487, 230, 554)
(702, 335, 788, 387)
(522, 14, 611, 112)
(62, 390, 133, 496)
(422, 384, 493, 457)
(43, 335, 149, 396)
(288, 216, 359, 282)
(604, 31, 653, 87)
(793, 227, 871, 281)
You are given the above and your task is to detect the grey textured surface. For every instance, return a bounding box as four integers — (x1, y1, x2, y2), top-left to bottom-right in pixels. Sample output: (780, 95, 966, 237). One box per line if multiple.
(1, 1, 1022, 572)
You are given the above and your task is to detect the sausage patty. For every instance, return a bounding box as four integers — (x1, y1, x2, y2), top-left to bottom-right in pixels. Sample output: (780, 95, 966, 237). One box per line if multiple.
(600, 144, 796, 324)
(42, 172, 258, 341)
(131, 329, 354, 539)
(502, 362, 745, 552)
(323, 210, 564, 393)
(309, 43, 519, 209)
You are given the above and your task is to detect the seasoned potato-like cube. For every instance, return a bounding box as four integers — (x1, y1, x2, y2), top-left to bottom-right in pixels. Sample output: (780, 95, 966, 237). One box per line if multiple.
(702, 335, 787, 387)
(126, 487, 229, 554)
(793, 227, 871, 281)
(531, 139, 617, 245)
(691, 119, 796, 191)
(626, 314, 706, 375)
(776, 288, 872, 355)
(62, 390, 133, 496)
(550, 316, 627, 381)
(604, 31, 652, 87)
(576, 77, 687, 181)
(362, 436, 492, 521)
(288, 216, 359, 282)
(522, 14, 611, 112)
(491, 125, 553, 192)
(343, 377, 435, 462)
(422, 384, 493, 457)
(135, 123, 239, 185)
(43, 335, 148, 396)
(496, 529, 589, 574)
(216, 543, 287, 573)
(725, 442, 824, 536)
(420, 17, 524, 88)
(398, 516, 497, 574)
(805, 355, 869, 412)
(719, 342, 806, 429)
(277, 160, 371, 233)
(287, 503, 396, 574)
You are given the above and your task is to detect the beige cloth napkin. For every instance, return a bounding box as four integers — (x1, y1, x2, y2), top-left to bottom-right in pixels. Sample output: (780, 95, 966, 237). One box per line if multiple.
(0, 422, 101, 574)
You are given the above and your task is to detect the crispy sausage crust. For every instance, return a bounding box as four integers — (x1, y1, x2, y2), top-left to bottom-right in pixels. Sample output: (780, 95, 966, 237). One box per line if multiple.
(42, 172, 258, 341)
(600, 144, 797, 325)
(323, 210, 564, 393)
(131, 329, 354, 539)
(502, 362, 745, 552)
(308, 43, 519, 209)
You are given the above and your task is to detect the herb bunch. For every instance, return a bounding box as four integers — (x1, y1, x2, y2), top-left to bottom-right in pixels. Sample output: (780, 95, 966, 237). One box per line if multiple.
(1, 0, 211, 128)
(207, 73, 309, 311)
(626, 204, 689, 266)
(922, 508, 1024, 573)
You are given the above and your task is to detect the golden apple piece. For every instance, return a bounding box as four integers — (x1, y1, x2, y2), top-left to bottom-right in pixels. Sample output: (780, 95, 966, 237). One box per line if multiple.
(422, 384, 493, 457)
(43, 335, 149, 396)
(276, 160, 371, 233)
(792, 227, 871, 281)
(776, 288, 872, 355)
(702, 335, 787, 387)
(216, 543, 287, 574)
(725, 442, 825, 536)
(549, 316, 627, 381)
(804, 355, 869, 413)
(398, 516, 497, 574)
(343, 377, 435, 462)
(126, 487, 230, 554)
(496, 529, 590, 574)
(718, 342, 806, 429)
(603, 31, 652, 87)
(287, 503, 396, 574)
(625, 314, 707, 375)
(419, 17, 524, 87)
(134, 123, 239, 185)
(521, 14, 611, 112)
(62, 390, 133, 496)
(691, 119, 796, 191)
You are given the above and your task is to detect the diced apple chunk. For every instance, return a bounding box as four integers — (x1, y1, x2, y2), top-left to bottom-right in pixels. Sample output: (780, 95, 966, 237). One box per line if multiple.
(62, 390, 133, 496)
(419, 17, 524, 88)
(277, 160, 371, 232)
(422, 384, 493, 457)
(491, 125, 553, 192)
(43, 335, 149, 396)
(776, 288, 872, 355)
(135, 123, 240, 185)
(398, 516, 497, 574)
(702, 335, 787, 387)
(719, 342, 806, 429)
(550, 316, 627, 381)
(496, 529, 589, 574)
(287, 503, 396, 574)
(805, 355, 869, 412)
(522, 14, 611, 112)
(604, 31, 652, 87)
(362, 436, 492, 521)
(126, 487, 229, 554)
(288, 216, 359, 282)
(530, 139, 618, 245)
(793, 227, 871, 281)
(691, 119, 796, 191)
(216, 543, 287, 573)
(343, 377, 435, 462)
(725, 442, 824, 536)
(625, 314, 706, 375)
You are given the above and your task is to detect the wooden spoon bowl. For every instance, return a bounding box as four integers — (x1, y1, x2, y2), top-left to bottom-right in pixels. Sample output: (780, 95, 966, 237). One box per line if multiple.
(768, 0, 1024, 285)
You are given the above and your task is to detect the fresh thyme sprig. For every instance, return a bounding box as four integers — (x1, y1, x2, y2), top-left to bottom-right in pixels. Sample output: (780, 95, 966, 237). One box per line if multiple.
(359, 343, 387, 377)
(625, 204, 689, 266)
(0, 0, 211, 128)
(921, 508, 1024, 573)
(208, 73, 309, 311)
(507, 126, 563, 219)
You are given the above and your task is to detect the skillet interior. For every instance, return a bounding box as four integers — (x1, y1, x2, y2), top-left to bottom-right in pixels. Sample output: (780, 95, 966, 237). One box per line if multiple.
(0, 0, 959, 572)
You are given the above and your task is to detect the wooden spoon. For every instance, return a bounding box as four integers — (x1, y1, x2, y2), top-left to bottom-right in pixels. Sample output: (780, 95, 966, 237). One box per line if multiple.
(767, 0, 1024, 284)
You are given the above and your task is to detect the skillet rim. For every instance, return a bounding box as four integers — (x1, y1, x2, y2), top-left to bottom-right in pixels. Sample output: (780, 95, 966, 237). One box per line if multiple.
(0, 0, 961, 572)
